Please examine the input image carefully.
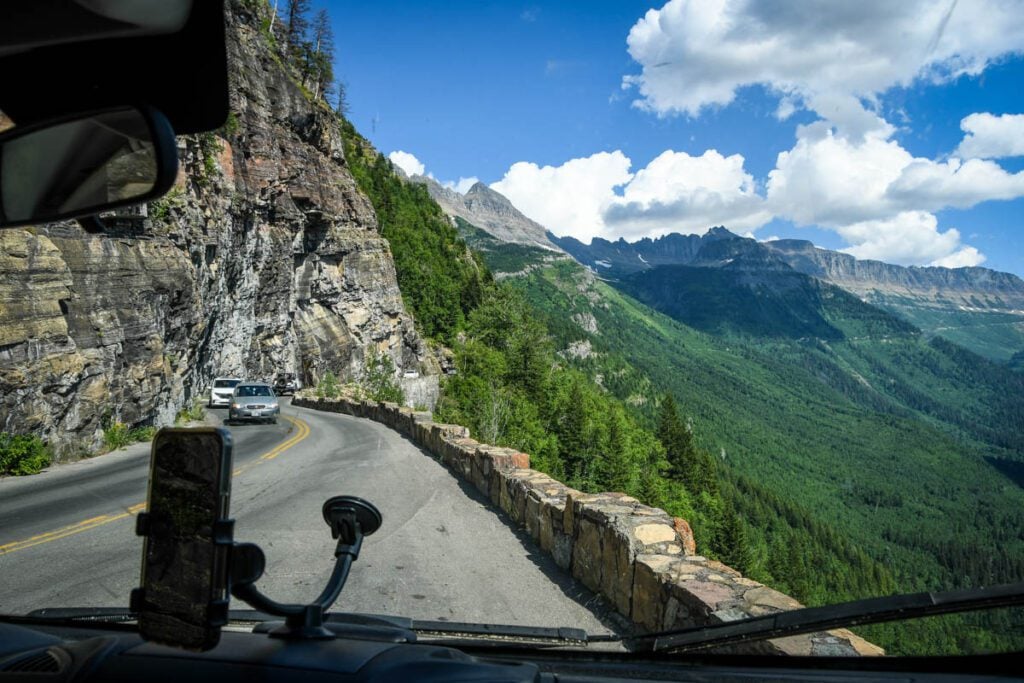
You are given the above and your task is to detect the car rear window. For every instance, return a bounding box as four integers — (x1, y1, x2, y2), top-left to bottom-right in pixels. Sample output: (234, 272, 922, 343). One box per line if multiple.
(214, 379, 241, 388)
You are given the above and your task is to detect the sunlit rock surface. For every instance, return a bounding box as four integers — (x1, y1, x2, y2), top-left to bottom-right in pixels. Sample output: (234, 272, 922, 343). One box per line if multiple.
(0, 0, 431, 455)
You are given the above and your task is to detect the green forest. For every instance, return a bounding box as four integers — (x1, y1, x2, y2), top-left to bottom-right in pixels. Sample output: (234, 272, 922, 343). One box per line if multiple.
(336, 116, 1024, 655)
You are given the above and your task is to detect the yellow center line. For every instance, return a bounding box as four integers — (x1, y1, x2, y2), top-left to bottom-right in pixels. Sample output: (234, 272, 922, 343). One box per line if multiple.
(0, 414, 311, 556)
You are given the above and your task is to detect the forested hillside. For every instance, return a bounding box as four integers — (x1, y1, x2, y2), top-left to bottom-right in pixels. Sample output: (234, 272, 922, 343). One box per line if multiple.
(327, 100, 1024, 654)
(457, 229, 1024, 654)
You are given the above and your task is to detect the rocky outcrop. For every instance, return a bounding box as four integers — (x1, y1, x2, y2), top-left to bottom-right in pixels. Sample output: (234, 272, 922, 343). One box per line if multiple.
(0, 0, 430, 455)
(294, 394, 884, 657)
(764, 239, 1024, 311)
(413, 176, 562, 251)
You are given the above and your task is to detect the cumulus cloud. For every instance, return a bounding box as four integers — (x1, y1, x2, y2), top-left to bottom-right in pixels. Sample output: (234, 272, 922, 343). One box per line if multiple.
(388, 150, 424, 177)
(491, 149, 775, 242)
(836, 212, 984, 266)
(955, 112, 1024, 159)
(604, 150, 772, 237)
(491, 152, 634, 241)
(623, 0, 1024, 137)
(767, 125, 1024, 226)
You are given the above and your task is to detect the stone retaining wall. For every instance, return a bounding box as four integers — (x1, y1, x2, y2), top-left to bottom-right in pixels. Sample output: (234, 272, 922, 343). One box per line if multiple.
(294, 395, 883, 656)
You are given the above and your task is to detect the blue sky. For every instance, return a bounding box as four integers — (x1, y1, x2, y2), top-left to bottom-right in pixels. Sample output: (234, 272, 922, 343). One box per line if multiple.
(322, 0, 1024, 275)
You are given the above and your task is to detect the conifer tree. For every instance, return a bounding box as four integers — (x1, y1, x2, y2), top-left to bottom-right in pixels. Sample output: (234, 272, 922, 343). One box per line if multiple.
(599, 407, 634, 494)
(717, 503, 753, 574)
(310, 8, 335, 98)
(285, 0, 311, 57)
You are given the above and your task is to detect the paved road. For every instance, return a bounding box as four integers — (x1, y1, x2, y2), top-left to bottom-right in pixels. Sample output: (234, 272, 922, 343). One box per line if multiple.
(0, 401, 620, 635)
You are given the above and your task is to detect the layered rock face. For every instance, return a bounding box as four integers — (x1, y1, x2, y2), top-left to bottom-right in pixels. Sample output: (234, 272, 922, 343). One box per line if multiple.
(764, 239, 1024, 310)
(0, 0, 428, 455)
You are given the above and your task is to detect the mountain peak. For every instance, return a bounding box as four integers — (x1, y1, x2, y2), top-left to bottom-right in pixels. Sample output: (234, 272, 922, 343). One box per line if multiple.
(412, 176, 561, 251)
(705, 226, 739, 240)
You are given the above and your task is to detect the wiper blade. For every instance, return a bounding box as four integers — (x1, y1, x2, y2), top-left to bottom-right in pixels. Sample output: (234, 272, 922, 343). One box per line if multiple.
(611, 581, 1024, 654)
(22, 607, 137, 623)
(409, 618, 589, 646)
(19, 607, 280, 625)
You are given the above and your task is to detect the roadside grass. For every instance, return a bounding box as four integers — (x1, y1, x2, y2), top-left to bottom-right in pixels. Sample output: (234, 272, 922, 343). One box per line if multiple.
(0, 433, 52, 476)
(175, 399, 207, 425)
(102, 422, 157, 452)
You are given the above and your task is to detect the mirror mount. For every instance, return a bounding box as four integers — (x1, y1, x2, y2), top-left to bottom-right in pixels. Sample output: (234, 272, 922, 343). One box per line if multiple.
(0, 105, 178, 230)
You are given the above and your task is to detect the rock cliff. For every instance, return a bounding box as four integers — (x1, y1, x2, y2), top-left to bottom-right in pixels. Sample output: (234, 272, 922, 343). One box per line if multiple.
(0, 0, 429, 456)
(763, 238, 1024, 310)
(413, 176, 562, 251)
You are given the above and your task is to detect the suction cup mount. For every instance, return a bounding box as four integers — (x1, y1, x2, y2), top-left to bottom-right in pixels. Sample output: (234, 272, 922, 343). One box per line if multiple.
(229, 496, 382, 639)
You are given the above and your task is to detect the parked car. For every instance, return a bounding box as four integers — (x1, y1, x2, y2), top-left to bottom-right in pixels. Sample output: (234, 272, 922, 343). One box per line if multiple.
(209, 377, 242, 407)
(273, 372, 299, 396)
(227, 382, 280, 424)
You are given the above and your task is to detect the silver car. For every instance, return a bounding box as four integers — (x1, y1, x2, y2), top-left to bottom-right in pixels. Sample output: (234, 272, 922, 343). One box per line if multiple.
(227, 382, 280, 425)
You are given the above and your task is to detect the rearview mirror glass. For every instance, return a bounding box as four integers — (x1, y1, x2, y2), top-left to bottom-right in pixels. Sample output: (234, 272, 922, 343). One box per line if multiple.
(0, 106, 177, 228)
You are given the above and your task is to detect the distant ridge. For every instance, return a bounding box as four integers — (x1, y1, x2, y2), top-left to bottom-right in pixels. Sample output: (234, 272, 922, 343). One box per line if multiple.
(549, 227, 1024, 360)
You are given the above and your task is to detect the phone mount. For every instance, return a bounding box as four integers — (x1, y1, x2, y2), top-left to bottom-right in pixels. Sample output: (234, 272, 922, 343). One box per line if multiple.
(133, 495, 382, 642)
(229, 496, 382, 639)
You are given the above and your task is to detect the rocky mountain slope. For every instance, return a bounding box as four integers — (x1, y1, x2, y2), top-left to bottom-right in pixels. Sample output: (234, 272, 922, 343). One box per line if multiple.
(0, 0, 430, 455)
(551, 228, 1024, 360)
(412, 176, 561, 251)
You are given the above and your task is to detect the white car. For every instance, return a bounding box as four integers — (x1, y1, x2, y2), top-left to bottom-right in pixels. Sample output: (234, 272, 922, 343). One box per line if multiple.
(209, 377, 242, 407)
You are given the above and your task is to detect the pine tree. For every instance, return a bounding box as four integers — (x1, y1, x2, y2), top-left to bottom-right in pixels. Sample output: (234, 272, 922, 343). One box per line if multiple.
(657, 394, 695, 482)
(310, 8, 335, 98)
(599, 408, 634, 494)
(717, 503, 753, 574)
(334, 79, 349, 116)
(285, 0, 311, 58)
(656, 393, 718, 497)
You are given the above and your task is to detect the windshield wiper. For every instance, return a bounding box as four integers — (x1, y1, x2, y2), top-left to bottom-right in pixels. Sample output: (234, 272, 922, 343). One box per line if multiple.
(11, 608, 595, 649)
(600, 582, 1024, 654)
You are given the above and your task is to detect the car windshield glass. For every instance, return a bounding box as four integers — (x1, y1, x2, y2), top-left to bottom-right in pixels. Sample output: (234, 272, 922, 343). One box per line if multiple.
(1, 0, 1023, 662)
(235, 386, 271, 397)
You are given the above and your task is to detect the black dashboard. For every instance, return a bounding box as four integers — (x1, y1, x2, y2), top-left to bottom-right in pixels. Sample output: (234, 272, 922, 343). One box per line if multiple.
(2, 620, 1022, 682)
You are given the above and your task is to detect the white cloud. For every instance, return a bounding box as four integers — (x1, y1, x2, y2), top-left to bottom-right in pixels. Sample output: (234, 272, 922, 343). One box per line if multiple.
(837, 212, 984, 267)
(491, 149, 774, 242)
(623, 0, 1024, 137)
(955, 112, 1024, 159)
(388, 150, 424, 177)
(491, 152, 634, 241)
(443, 177, 480, 194)
(764, 124, 1024, 263)
(604, 149, 772, 238)
(887, 157, 1024, 208)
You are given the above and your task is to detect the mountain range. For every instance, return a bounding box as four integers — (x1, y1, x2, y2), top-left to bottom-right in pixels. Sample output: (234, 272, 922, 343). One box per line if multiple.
(419, 180, 1024, 653)
(551, 229, 1024, 362)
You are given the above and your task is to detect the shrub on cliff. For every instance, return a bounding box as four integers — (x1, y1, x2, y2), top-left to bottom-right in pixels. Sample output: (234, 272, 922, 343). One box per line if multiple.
(0, 433, 52, 476)
(361, 350, 405, 404)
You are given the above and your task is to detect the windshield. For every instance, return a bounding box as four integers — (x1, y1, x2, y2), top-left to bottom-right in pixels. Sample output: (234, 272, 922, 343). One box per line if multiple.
(234, 385, 272, 397)
(1, 0, 1022, 660)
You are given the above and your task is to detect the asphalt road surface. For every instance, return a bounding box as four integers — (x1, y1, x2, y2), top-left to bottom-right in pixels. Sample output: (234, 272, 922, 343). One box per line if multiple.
(0, 400, 620, 635)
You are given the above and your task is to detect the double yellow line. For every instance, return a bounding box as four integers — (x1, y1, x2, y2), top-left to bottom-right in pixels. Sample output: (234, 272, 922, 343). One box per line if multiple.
(0, 415, 310, 557)
(232, 414, 310, 476)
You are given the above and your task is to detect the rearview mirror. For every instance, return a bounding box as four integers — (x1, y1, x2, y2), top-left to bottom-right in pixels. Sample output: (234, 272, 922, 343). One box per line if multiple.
(0, 106, 178, 229)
